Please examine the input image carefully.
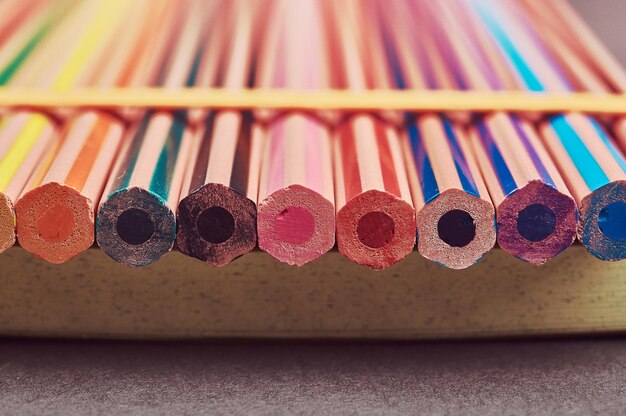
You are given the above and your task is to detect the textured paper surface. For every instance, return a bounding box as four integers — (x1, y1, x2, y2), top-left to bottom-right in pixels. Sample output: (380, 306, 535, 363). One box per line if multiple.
(0, 245, 625, 339)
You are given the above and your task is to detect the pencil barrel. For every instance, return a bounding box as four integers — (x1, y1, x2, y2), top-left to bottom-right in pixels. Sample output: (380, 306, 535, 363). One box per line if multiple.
(0, 0, 624, 269)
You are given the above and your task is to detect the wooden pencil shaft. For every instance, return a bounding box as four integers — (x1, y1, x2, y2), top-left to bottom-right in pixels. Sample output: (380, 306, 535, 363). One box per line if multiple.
(177, 3, 260, 267)
(396, 0, 576, 265)
(254, 0, 335, 266)
(329, 0, 415, 270)
(467, 0, 626, 262)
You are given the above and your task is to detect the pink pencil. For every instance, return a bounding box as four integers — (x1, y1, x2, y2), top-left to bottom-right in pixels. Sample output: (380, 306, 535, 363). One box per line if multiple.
(253, 0, 335, 266)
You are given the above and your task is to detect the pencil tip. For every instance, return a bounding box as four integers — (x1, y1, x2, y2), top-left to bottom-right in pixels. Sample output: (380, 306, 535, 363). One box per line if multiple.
(580, 180, 626, 261)
(97, 187, 175, 267)
(177, 183, 257, 267)
(15, 182, 94, 264)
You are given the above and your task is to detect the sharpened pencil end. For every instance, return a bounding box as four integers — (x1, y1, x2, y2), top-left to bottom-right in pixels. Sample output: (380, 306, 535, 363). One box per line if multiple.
(177, 183, 257, 267)
(580, 180, 626, 262)
(497, 180, 578, 265)
(15, 182, 93, 264)
(97, 187, 176, 267)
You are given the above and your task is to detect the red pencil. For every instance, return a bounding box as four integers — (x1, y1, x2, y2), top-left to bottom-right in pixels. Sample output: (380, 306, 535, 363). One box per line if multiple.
(324, 1, 415, 269)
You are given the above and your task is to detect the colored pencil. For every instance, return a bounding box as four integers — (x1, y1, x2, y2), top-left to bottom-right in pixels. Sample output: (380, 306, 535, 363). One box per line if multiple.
(253, 0, 335, 266)
(0, 1, 61, 87)
(0, 0, 44, 44)
(177, 2, 263, 266)
(13, 0, 134, 263)
(3, 0, 626, 269)
(374, 0, 496, 268)
(0, 0, 117, 255)
(422, 0, 577, 265)
(96, 2, 210, 267)
(517, 0, 626, 151)
(346, 1, 403, 127)
(0, 1, 62, 253)
(14, 1, 172, 264)
(468, 0, 626, 261)
(325, 1, 415, 270)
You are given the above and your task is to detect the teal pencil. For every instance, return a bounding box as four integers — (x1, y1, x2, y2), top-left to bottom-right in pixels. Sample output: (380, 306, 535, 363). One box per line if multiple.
(96, 2, 213, 266)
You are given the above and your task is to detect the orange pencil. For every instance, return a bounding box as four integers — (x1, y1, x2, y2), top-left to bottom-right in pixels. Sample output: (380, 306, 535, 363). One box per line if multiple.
(15, 1, 173, 264)
(0, 1, 63, 252)
(0, 1, 114, 255)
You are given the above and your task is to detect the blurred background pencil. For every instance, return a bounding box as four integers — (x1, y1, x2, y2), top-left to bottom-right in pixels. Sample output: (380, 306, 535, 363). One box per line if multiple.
(517, 0, 626, 156)
(0, 0, 43, 44)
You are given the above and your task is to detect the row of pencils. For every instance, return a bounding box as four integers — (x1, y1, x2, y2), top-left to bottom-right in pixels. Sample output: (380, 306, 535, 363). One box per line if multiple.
(0, 0, 625, 270)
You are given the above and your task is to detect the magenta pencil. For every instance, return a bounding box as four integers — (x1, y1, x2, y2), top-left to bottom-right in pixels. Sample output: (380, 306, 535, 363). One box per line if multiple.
(254, 0, 335, 266)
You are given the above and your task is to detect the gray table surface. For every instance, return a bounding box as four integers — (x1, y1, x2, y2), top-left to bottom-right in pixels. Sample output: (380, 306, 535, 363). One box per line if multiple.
(3, 1, 626, 415)
(1, 338, 626, 415)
